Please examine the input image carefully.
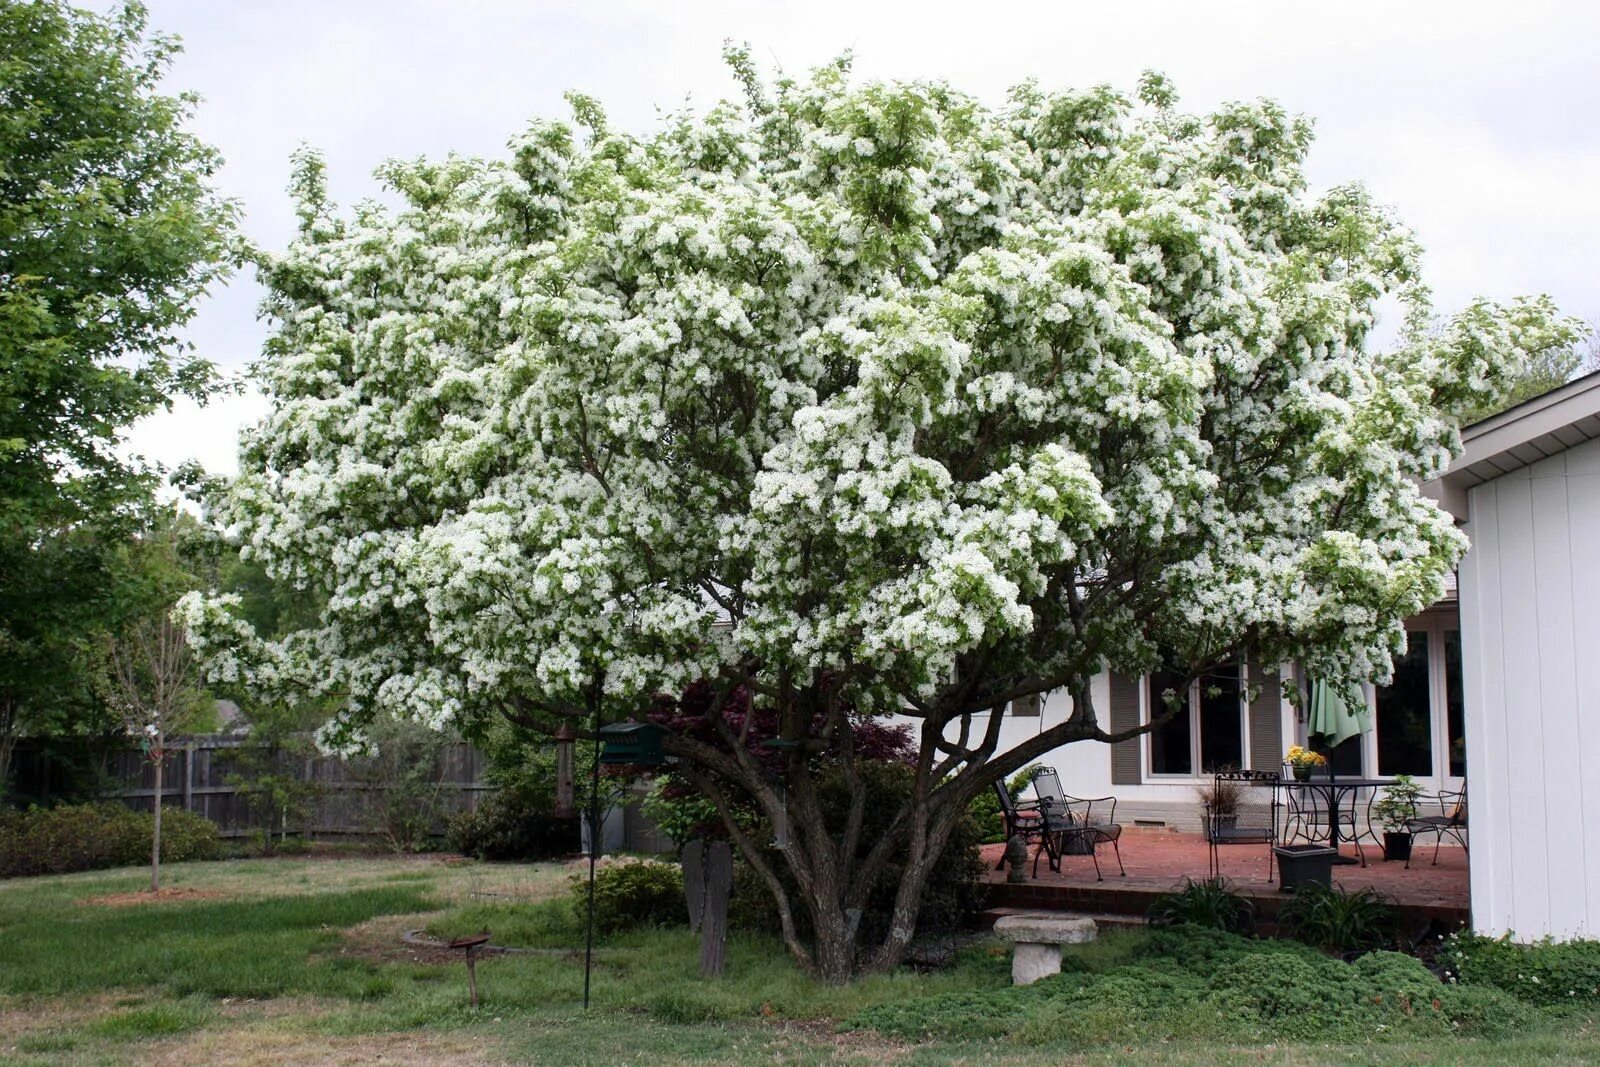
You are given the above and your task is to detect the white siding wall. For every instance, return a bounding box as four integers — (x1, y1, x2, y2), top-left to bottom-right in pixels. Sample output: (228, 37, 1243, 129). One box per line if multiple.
(900, 674, 1116, 802)
(898, 671, 1298, 831)
(1461, 436, 1600, 941)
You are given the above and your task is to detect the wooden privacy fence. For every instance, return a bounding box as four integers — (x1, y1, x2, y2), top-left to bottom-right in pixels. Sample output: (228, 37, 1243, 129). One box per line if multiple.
(103, 735, 674, 852)
(109, 736, 491, 840)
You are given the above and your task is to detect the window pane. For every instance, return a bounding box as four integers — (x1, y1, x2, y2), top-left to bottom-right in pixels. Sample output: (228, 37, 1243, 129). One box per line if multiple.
(1446, 629, 1466, 777)
(1149, 667, 1192, 775)
(1198, 663, 1243, 772)
(1312, 732, 1365, 776)
(1378, 632, 1433, 776)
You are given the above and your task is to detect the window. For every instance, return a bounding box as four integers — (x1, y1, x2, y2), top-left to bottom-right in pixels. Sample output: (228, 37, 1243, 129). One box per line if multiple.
(1148, 664, 1193, 776)
(1377, 632, 1433, 776)
(1147, 660, 1245, 776)
(1010, 693, 1041, 717)
(1445, 629, 1466, 778)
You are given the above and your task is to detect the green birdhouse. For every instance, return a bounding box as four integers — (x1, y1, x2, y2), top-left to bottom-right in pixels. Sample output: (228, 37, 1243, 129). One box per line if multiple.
(598, 722, 666, 766)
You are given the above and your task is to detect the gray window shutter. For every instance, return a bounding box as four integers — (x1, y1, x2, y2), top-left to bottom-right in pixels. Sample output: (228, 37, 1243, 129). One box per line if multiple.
(1109, 671, 1141, 785)
(1248, 660, 1283, 773)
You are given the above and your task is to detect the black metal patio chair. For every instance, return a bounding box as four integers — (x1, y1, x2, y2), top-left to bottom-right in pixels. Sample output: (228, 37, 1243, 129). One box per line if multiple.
(1029, 768, 1126, 881)
(991, 779, 1045, 870)
(1203, 770, 1279, 882)
(1405, 787, 1468, 869)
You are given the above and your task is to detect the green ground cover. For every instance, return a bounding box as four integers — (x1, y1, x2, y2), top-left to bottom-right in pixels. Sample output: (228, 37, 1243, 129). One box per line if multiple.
(0, 855, 1596, 1065)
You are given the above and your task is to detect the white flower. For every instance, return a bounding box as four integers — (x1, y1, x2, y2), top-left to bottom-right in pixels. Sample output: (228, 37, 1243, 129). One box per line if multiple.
(180, 60, 1569, 757)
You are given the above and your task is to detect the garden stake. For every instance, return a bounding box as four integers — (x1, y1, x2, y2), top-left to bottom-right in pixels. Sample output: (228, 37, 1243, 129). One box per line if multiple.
(582, 673, 603, 1010)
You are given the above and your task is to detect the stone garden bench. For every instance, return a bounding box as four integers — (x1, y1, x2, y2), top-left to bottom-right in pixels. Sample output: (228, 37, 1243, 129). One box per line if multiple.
(993, 913, 1097, 985)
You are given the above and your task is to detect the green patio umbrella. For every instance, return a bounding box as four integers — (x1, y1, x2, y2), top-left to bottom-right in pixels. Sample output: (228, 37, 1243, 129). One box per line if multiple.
(1309, 680, 1371, 748)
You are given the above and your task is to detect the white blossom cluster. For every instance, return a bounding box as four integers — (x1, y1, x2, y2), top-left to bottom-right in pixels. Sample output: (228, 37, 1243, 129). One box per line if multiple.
(184, 60, 1575, 738)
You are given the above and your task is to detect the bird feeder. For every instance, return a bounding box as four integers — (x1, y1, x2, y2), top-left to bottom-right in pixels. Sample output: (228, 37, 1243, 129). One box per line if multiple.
(448, 932, 492, 1008)
(598, 721, 666, 766)
(553, 723, 576, 817)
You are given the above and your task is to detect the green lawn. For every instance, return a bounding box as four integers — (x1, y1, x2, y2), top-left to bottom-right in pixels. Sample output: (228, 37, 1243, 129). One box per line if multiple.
(0, 855, 1596, 1065)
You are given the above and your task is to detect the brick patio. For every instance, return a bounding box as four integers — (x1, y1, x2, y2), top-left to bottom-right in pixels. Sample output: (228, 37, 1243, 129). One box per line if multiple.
(981, 829, 1468, 928)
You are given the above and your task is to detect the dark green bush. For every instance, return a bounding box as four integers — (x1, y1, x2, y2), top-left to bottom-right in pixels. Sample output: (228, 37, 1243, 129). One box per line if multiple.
(640, 777, 730, 847)
(1277, 882, 1396, 953)
(1439, 932, 1600, 1006)
(156, 808, 223, 865)
(446, 787, 579, 861)
(574, 859, 686, 933)
(0, 803, 220, 878)
(847, 925, 1533, 1046)
(1147, 877, 1255, 935)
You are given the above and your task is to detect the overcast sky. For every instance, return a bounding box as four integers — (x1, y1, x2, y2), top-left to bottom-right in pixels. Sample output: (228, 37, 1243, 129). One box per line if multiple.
(120, 0, 1600, 478)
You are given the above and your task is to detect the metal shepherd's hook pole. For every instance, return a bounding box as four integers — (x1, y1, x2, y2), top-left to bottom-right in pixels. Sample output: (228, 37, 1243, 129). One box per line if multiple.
(582, 671, 603, 1010)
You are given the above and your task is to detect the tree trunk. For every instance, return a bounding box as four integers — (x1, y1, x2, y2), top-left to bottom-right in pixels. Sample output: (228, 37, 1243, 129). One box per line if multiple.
(811, 910, 857, 985)
(151, 750, 163, 893)
(0, 700, 17, 804)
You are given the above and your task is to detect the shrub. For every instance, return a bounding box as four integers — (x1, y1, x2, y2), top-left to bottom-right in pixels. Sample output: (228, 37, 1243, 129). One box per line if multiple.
(1439, 932, 1600, 1006)
(1147, 877, 1255, 935)
(0, 803, 219, 878)
(1277, 882, 1397, 953)
(157, 808, 224, 864)
(446, 788, 578, 861)
(573, 858, 686, 933)
(847, 925, 1533, 1046)
(343, 714, 456, 852)
(640, 776, 730, 847)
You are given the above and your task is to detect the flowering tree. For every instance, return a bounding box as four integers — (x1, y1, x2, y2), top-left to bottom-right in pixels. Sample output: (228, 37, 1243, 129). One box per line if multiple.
(181, 55, 1575, 981)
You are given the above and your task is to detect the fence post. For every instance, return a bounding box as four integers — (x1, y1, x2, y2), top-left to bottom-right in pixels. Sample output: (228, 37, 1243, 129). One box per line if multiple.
(183, 743, 194, 813)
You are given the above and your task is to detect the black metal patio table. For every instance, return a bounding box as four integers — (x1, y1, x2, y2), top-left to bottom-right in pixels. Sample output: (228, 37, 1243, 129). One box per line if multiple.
(1278, 776, 1393, 865)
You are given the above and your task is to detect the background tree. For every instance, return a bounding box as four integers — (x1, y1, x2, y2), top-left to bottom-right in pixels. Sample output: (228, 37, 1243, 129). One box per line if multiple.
(207, 553, 329, 851)
(181, 57, 1577, 981)
(0, 0, 235, 795)
(102, 522, 211, 892)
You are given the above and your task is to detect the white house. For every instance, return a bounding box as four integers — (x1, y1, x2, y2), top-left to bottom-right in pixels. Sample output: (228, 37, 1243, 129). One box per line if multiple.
(922, 370, 1600, 942)
(916, 583, 1465, 835)
(1428, 369, 1600, 941)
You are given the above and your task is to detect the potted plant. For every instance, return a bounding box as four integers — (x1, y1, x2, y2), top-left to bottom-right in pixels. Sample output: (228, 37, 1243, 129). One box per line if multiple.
(1195, 776, 1243, 839)
(1371, 775, 1423, 862)
(1273, 843, 1339, 891)
(1284, 745, 1328, 782)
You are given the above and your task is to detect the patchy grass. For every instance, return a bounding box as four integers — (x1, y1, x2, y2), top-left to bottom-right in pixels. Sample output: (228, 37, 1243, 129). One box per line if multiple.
(1, 856, 1598, 1064)
(84, 999, 213, 1040)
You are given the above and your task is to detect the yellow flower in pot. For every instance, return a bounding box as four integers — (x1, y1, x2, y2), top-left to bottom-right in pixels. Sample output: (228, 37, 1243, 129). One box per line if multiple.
(1284, 745, 1328, 781)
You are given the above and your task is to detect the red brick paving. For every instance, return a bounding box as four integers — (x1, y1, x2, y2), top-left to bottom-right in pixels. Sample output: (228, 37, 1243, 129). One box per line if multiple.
(980, 829, 1468, 926)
